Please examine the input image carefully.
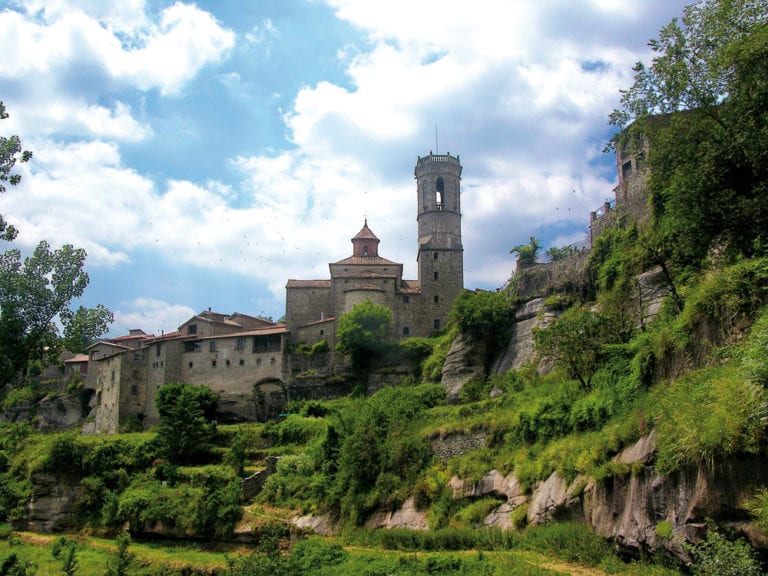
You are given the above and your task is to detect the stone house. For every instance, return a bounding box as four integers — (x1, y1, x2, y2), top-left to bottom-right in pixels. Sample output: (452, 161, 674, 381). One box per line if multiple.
(85, 313, 289, 433)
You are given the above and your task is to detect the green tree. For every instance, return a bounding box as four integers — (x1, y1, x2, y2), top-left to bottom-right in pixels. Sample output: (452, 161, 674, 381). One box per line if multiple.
(0, 554, 35, 576)
(155, 383, 218, 465)
(335, 300, 392, 376)
(0, 101, 32, 242)
(687, 529, 763, 576)
(533, 307, 631, 391)
(610, 0, 768, 268)
(511, 236, 541, 268)
(0, 242, 114, 386)
(104, 532, 134, 576)
(51, 537, 78, 576)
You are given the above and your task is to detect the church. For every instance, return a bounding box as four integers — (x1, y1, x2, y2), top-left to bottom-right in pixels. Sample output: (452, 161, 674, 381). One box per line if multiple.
(285, 152, 465, 350)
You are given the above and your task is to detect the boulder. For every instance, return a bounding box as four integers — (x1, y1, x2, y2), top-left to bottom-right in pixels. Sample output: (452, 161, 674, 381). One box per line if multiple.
(365, 496, 428, 530)
(441, 333, 487, 402)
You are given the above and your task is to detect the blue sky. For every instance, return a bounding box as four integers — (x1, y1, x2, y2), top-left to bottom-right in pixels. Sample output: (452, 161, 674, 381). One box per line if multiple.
(0, 0, 688, 336)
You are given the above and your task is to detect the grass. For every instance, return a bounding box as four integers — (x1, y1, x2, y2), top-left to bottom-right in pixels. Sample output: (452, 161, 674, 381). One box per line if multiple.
(1, 528, 682, 576)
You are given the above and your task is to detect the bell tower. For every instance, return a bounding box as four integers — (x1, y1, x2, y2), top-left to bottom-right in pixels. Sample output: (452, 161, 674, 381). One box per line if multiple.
(415, 152, 464, 332)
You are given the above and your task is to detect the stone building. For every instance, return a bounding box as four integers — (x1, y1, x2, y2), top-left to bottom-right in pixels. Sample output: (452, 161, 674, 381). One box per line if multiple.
(285, 152, 465, 348)
(85, 312, 289, 433)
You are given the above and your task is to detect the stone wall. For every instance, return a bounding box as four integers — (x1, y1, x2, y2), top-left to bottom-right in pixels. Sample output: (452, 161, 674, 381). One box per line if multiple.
(430, 429, 487, 460)
(511, 250, 591, 301)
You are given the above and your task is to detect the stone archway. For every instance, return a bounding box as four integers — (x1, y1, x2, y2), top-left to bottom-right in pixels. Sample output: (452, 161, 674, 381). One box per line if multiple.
(253, 379, 287, 422)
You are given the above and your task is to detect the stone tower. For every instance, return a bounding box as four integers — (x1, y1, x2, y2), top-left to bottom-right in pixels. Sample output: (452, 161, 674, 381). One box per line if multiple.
(415, 152, 464, 332)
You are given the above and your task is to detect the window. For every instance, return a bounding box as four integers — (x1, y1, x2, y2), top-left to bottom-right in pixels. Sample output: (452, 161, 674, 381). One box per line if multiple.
(434, 295, 439, 303)
(433, 251, 438, 260)
(320, 329, 324, 336)
(212, 360, 217, 367)
(131, 385, 138, 396)
(209, 340, 217, 352)
(434, 319, 441, 330)
(184, 341, 201, 353)
(155, 344, 161, 356)
(256, 358, 262, 366)
(403, 326, 410, 336)
(226, 359, 231, 366)
(187, 324, 197, 335)
(403, 295, 409, 303)
(270, 357, 276, 365)
(239, 358, 245, 366)
(434, 271, 439, 280)
(235, 337, 246, 350)
(622, 160, 633, 181)
(111, 371, 115, 382)
(363, 245, 369, 256)
(435, 177, 444, 209)
(189, 361, 194, 368)
(91, 350, 99, 361)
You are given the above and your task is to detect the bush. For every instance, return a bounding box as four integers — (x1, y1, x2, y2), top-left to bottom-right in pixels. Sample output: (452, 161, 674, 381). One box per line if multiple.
(687, 529, 763, 576)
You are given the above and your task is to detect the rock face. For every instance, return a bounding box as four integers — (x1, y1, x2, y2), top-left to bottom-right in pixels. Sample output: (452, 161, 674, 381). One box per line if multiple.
(584, 431, 768, 560)
(24, 473, 82, 533)
(36, 394, 83, 430)
(492, 298, 555, 374)
(441, 333, 487, 402)
(365, 496, 428, 530)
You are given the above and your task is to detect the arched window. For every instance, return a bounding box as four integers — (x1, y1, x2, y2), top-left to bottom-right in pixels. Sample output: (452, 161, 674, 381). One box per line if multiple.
(435, 177, 444, 210)
(363, 245, 369, 256)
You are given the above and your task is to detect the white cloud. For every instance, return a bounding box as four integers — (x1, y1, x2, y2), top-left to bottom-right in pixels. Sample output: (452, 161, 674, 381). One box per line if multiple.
(113, 297, 196, 336)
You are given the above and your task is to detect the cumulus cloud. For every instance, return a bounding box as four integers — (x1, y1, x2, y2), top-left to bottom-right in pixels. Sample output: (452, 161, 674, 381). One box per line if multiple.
(113, 297, 196, 335)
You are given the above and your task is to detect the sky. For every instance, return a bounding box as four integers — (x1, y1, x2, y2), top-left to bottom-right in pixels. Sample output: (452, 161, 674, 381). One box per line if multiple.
(0, 0, 690, 337)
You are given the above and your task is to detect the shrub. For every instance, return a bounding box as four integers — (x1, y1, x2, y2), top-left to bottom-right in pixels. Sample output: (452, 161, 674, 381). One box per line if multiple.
(687, 529, 762, 576)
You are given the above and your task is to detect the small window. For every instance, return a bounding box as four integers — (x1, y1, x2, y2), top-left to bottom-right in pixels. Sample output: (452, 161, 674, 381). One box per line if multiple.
(433, 252, 438, 260)
(239, 358, 245, 366)
(256, 358, 262, 366)
(363, 245, 369, 256)
(320, 329, 324, 336)
(270, 357, 276, 365)
(111, 371, 115, 382)
(434, 295, 439, 303)
(226, 359, 231, 366)
(155, 344, 161, 356)
(622, 160, 633, 181)
(188, 361, 194, 368)
(212, 360, 217, 367)
(434, 319, 441, 330)
(434, 271, 439, 280)
(236, 337, 246, 350)
(403, 326, 410, 336)
(131, 385, 138, 396)
(209, 340, 217, 352)
(188, 324, 197, 335)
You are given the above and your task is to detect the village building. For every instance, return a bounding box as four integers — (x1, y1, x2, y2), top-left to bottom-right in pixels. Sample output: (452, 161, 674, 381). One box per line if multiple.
(84, 152, 466, 433)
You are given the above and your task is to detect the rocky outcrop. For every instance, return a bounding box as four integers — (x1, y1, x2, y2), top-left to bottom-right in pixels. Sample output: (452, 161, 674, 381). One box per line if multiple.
(584, 431, 768, 560)
(36, 394, 83, 430)
(528, 472, 584, 525)
(441, 333, 487, 402)
(23, 473, 82, 532)
(365, 496, 428, 530)
(492, 298, 556, 375)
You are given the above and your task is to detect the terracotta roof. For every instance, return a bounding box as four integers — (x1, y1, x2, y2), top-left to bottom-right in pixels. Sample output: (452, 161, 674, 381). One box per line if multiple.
(352, 220, 379, 241)
(86, 341, 132, 352)
(64, 354, 89, 363)
(286, 279, 332, 288)
(333, 255, 399, 266)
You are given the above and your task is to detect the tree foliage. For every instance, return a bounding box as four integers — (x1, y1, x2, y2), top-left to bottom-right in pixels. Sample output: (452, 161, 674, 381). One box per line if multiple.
(610, 0, 768, 269)
(155, 383, 218, 465)
(533, 307, 631, 391)
(0, 242, 113, 386)
(335, 300, 392, 373)
(0, 102, 32, 242)
(510, 237, 541, 268)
